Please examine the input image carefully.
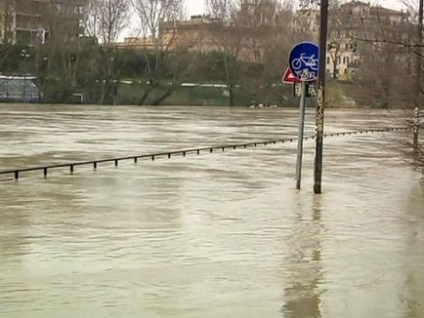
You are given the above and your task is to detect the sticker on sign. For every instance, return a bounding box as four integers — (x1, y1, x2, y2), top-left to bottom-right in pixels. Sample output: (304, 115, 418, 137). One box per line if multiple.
(293, 83, 316, 97)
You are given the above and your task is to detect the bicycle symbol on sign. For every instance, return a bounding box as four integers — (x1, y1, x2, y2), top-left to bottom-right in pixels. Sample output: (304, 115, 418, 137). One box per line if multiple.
(291, 54, 318, 71)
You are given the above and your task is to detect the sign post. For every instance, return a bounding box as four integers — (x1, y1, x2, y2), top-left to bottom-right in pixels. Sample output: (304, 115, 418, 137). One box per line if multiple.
(295, 82, 307, 190)
(288, 42, 319, 190)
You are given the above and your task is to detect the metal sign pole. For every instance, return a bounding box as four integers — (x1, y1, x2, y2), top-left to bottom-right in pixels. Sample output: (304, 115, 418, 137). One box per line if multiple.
(288, 41, 319, 191)
(296, 82, 307, 190)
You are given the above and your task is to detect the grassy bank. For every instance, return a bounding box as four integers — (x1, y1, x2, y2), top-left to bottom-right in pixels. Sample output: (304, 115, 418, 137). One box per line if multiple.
(50, 79, 405, 108)
(71, 81, 300, 107)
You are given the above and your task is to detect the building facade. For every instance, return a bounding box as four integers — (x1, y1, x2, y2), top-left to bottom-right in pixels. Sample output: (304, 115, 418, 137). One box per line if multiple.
(112, 0, 410, 80)
(114, 0, 288, 63)
(0, 0, 85, 45)
(294, 0, 410, 79)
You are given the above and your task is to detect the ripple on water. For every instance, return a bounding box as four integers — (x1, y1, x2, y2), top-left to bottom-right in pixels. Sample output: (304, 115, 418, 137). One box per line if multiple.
(0, 105, 423, 318)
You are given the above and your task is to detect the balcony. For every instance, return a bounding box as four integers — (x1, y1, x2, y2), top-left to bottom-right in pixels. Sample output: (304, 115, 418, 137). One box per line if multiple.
(15, 0, 85, 20)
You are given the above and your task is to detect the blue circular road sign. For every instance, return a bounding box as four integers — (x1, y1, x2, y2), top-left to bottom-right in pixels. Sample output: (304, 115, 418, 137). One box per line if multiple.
(289, 42, 319, 82)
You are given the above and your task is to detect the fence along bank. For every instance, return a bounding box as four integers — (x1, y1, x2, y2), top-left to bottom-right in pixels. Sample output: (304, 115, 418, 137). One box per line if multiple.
(0, 76, 41, 103)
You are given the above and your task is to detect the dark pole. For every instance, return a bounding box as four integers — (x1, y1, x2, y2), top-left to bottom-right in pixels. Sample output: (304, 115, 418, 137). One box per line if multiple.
(313, 0, 329, 194)
(416, 0, 423, 108)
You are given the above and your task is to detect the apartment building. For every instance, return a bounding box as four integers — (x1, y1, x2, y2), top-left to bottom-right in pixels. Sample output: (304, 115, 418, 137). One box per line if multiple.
(160, 15, 216, 52)
(114, 0, 287, 63)
(0, 0, 85, 45)
(114, 0, 410, 80)
(160, 0, 288, 62)
(295, 0, 410, 79)
(113, 36, 157, 50)
(112, 15, 215, 52)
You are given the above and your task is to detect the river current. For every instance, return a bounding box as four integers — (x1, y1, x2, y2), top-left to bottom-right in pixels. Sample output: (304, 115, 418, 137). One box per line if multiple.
(0, 104, 423, 318)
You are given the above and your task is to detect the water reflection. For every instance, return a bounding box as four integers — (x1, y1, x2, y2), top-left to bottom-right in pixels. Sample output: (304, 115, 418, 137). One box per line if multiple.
(401, 184, 424, 318)
(282, 196, 322, 318)
(0, 205, 30, 267)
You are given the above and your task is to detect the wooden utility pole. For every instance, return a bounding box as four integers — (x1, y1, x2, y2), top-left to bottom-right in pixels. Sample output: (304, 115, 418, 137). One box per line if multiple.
(313, 0, 329, 194)
(416, 0, 423, 108)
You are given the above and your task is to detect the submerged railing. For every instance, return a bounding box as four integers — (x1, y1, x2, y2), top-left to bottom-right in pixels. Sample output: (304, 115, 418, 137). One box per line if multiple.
(0, 127, 411, 181)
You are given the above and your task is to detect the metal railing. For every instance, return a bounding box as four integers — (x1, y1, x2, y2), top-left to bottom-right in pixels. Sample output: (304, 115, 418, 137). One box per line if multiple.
(0, 126, 411, 181)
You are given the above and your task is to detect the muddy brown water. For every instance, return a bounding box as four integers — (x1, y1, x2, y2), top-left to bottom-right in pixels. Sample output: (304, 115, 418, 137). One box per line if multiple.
(0, 104, 423, 318)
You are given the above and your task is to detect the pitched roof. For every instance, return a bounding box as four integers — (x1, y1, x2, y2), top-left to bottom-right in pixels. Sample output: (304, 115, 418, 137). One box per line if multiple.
(370, 6, 408, 16)
(340, 1, 370, 8)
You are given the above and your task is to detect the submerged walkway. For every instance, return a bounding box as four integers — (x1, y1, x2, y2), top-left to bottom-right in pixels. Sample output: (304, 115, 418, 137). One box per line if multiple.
(0, 127, 411, 181)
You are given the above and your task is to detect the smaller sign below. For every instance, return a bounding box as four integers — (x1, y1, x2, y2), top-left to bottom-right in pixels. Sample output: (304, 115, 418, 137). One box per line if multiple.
(282, 68, 300, 84)
(293, 83, 317, 98)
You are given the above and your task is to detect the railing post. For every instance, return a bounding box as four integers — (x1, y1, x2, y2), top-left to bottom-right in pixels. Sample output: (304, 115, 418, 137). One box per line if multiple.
(413, 107, 420, 150)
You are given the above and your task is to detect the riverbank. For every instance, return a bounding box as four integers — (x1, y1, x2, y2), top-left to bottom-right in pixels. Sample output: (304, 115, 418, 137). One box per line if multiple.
(0, 77, 412, 108)
(69, 80, 411, 108)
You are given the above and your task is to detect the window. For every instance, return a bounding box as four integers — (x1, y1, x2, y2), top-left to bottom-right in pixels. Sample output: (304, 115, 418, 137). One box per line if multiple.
(327, 56, 331, 65)
(16, 30, 32, 45)
(342, 56, 351, 65)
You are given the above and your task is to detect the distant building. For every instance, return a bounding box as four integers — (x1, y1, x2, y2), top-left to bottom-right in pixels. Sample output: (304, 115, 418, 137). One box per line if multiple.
(340, 1, 410, 27)
(159, 1, 290, 63)
(111, 0, 410, 80)
(0, 0, 86, 45)
(112, 15, 215, 52)
(294, 0, 411, 80)
(160, 15, 217, 53)
(113, 1, 289, 63)
(113, 36, 157, 50)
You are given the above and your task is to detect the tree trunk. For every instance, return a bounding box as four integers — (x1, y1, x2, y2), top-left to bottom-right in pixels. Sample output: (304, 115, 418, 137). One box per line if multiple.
(332, 46, 339, 79)
(151, 90, 172, 106)
(229, 84, 234, 107)
(223, 54, 234, 106)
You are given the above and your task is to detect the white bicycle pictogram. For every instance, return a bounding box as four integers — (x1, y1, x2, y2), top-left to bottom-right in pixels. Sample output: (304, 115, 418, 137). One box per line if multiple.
(291, 54, 318, 71)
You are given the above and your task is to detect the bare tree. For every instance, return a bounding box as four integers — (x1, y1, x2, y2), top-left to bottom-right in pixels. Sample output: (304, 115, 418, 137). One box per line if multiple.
(346, 4, 416, 107)
(204, 0, 241, 105)
(89, 0, 130, 44)
(327, 0, 345, 79)
(133, 0, 184, 52)
(204, 0, 297, 105)
(205, 0, 234, 20)
(83, 0, 100, 38)
(130, 0, 187, 106)
(82, 0, 129, 104)
(0, 0, 15, 44)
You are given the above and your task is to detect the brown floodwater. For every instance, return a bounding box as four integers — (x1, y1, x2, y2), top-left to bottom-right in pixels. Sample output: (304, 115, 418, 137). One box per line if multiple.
(0, 104, 423, 318)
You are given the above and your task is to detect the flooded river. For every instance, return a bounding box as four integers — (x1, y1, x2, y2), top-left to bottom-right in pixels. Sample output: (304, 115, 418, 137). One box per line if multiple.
(0, 104, 423, 318)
